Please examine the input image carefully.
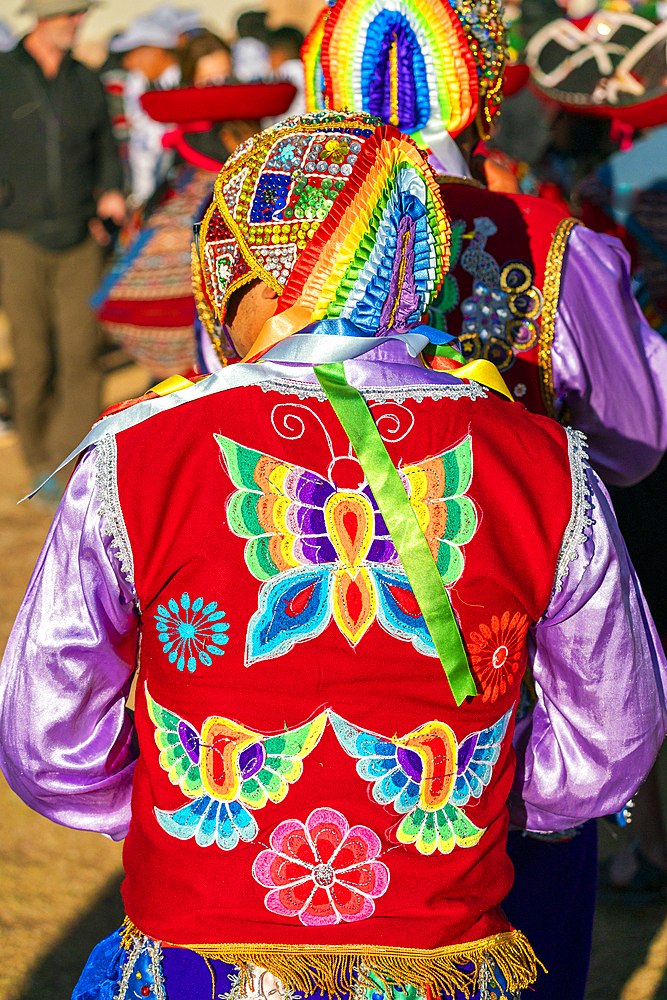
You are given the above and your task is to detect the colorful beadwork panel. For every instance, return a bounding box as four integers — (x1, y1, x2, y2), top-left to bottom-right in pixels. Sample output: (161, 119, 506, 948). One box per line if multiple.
(194, 112, 450, 337)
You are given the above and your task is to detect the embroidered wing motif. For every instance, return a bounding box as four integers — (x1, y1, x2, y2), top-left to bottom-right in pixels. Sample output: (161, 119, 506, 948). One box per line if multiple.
(330, 709, 512, 856)
(450, 711, 511, 807)
(147, 691, 203, 797)
(216, 434, 477, 664)
(146, 685, 326, 850)
(399, 434, 476, 586)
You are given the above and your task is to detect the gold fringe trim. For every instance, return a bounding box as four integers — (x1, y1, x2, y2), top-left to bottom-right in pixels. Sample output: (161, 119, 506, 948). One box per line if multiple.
(120, 918, 544, 999)
(539, 217, 581, 419)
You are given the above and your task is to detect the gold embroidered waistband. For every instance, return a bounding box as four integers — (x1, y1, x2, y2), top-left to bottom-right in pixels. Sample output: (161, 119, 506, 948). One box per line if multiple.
(120, 918, 543, 998)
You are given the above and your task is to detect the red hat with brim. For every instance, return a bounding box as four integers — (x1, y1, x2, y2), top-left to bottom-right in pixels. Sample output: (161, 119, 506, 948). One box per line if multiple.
(543, 89, 667, 131)
(527, 14, 667, 129)
(141, 81, 297, 124)
(503, 63, 529, 98)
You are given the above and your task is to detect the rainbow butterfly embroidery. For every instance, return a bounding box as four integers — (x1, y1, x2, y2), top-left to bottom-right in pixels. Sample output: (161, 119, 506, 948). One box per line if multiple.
(330, 709, 512, 855)
(216, 433, 477, 665)
(146, 684, 326, 850)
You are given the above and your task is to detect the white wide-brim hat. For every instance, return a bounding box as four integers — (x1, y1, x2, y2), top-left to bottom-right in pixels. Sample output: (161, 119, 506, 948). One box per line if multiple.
(19, 0, 99, 15)
(109, 15, 179, 51)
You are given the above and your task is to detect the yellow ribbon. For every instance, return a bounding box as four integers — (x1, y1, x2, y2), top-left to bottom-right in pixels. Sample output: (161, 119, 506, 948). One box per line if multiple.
(151, 375, 196, 396)
(448, 359, 514, 401)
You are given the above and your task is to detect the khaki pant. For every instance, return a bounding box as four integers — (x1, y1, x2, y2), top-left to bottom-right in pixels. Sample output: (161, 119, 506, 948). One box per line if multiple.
(0, 232, 103, 478)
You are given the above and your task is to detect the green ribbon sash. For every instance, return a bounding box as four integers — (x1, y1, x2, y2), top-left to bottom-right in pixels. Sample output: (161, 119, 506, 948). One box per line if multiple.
(314, 361, 477, 706)
(422, 342, 465, 363)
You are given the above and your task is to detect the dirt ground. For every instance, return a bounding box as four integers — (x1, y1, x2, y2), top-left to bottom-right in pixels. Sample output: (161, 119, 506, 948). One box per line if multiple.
(1, 363, 667, 999)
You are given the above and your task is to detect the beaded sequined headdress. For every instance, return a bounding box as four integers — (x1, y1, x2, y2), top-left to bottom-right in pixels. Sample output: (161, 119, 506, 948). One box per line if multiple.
(193, 111, 450, 361)
(303, 0, 507, 140)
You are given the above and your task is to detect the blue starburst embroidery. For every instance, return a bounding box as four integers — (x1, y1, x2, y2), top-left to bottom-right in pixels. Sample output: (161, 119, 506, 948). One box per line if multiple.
(154, 593, 229, 673)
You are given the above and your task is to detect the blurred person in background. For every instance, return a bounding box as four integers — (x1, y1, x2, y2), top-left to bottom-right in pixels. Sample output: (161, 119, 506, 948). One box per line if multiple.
(109, 14, 181, 205)
(0, 19, 16, 50)
(93, 77, 295, 379)
(232, 9, 271, 81)
(149, 4, 203, 49)
(0, 0, 124, 502)
(577, 127, 667, 905)
(179, 28, 232, 86)
(98, 34, 132, 192)
(268, 26, 305, 118)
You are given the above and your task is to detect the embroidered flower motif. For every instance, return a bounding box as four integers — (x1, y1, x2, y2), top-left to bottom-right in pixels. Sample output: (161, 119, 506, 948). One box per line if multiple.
(252, 807, 390, 926)
(468, 611, 529, 702)
(154, 592, 229, 673)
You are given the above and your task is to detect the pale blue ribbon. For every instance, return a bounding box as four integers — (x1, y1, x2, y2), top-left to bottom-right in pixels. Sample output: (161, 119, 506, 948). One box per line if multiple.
(21, 326, 451, 501)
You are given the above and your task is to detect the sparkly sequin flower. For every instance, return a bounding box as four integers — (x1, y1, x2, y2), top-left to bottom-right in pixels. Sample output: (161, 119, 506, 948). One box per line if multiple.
(468, 610, 529, 702)
(252, 807, 390, 926)
(324, 138, 350, 163)
(154, 593, 229, 673)
(454, 218, 543, 372)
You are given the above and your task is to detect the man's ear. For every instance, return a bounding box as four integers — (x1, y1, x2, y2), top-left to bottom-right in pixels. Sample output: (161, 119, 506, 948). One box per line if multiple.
(261, 284, 279, 300)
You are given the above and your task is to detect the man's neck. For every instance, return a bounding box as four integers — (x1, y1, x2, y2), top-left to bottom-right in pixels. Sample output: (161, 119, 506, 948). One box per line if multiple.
(24, 30, 67, 79)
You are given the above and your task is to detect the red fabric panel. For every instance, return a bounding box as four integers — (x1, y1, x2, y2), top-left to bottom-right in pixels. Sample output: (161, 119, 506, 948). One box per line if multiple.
(115, 382, 572, 951)
(436, 183, 572, 415)
(141, 82, 297, 124)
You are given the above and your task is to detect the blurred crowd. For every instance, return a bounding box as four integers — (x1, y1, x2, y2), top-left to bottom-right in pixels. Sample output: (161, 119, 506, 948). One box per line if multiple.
(0, 0, 306, 502)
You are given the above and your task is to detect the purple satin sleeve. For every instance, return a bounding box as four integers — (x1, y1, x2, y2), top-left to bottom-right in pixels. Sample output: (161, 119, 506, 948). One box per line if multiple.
(0, 448, 139, 840)
(553, 226, 667, 486)
(510, 466, 667, 832)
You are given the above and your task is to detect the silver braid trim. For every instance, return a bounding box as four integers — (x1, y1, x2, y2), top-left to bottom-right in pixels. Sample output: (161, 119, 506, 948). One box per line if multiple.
(553, 428, 594, 594)
(258, 377, 488, 403)
(114, 936, 166, 1000)
(94, 434, 135, 587)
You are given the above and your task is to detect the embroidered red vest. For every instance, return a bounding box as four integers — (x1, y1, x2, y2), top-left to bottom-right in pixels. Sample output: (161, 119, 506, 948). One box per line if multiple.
(431, 181, 579, 418)
(113, 376, 572, 989)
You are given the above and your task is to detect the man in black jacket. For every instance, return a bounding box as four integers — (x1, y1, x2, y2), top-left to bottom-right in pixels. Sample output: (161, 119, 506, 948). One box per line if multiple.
(0, 0, 125, 498)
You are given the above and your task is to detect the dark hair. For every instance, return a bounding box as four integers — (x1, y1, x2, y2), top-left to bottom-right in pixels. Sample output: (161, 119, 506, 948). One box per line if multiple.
(236, 10, 268, 41)
(225, 277, 261, 327)
(180, 29, 231, 86)
(267, 26, 304, 60)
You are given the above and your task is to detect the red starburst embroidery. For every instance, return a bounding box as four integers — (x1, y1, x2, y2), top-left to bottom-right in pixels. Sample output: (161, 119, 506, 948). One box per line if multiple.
(468, 611, 529, 703)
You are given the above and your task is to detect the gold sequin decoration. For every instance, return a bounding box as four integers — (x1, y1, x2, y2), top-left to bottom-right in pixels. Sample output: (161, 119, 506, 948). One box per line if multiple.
(539, 217, 581, 419)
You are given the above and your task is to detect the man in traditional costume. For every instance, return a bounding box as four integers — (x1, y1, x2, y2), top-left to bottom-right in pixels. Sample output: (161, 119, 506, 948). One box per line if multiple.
(1, 112, 665, 1000)
(298, 4, 667, 996)
(300, 0, 667, 489)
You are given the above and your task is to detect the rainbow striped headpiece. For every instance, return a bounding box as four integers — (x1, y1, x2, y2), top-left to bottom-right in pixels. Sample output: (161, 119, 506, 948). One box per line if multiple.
(303, 0, 507, 140)
(194, 111, 450, 356)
